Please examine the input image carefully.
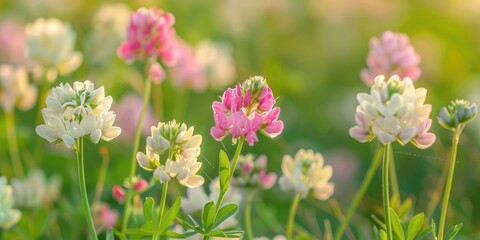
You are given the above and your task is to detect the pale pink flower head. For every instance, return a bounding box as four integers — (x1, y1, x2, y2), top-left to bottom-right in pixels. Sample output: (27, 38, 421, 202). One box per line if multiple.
(170, 38, 207, 92)
(349, 75, 435, 149)
(118, 7, 177, 64)
(211, 76, 284, 146)
(361, 31, 421, 86)
(0, 20, 27, 65)
(112, 94, 157, 141)
(233, 154, 277, 190)
(92, 203, 118, 232)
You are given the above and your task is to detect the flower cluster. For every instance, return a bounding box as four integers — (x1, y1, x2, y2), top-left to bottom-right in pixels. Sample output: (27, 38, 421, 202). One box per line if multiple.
(136, 120, 204, 188)
(0, 65, 37, 112)
(170, 38, 206, 91)
(195, 40, 236, 91)
(25, 18, 83, 81)
(92, 203, 118, 232)
(0, 20, 27, 65)
(279, 149, 334, 200)
(11, 170, 61, 208)
(361, 31, 421, 86)
(113, 94, 157, 141)
(211, 76, 284, 146)
(118, 7, 178, 83)
(112, 177, 148, 203)
(349, 75, 435, 148)
(232, 154, 277, 189)
(35, 80, 121, 149)
(438, 99, 477, 132)
(0, 177, 21, 229)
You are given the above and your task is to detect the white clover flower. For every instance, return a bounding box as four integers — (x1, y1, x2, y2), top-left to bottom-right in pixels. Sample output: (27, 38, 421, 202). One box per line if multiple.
(349, 75, 436, 149)
(279, 149, 334, 200)
(181, 178, 241, 227)
(195, 40, 236, 91)
(11, 170, 61, 208)
(0, 65, 37, 112)
(36, 80, 121, 149)
(0, 177, 21, 229)
(137, 120, 204, 188)
(25, 18, 83, 81)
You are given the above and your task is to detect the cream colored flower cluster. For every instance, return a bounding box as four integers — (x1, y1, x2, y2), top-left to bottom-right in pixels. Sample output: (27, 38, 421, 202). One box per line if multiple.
(350, 75, 435, 149)
(0, 65, 37, 112)
(0, 177, 20, 229)
(137, 120, 204, 188)
(25, 18, 83, 81)
(36, 80, 121, 149)
(279, 149, 334, 200)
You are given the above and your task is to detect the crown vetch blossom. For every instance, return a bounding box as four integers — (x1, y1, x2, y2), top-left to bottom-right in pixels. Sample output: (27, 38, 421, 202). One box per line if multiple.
(279, 149, 334, 200)
(0, 65, 37, 112)
(35, 80, 121, 149)
(361, 31, 421, 86)
(25, 18, 83, 81)
(211, 76, 284, 146)
(136, 120, 204, 188)
(350, 75, 435, 148)
(0, 177, 21, 229)
(118, 7, 178, 78)
(438, 99, 477, 132)
(233, 154, 277, 189)
(11, 170, 61, 208)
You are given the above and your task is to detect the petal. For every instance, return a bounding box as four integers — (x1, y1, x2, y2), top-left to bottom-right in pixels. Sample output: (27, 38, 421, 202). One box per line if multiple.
(36, 125, 58, 142)
(102, 126, 121, 141)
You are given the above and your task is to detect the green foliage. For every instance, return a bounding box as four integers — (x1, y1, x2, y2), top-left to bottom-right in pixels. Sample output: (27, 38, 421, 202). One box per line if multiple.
(373, 208, 432, 240)
(219, 150, 231, 193)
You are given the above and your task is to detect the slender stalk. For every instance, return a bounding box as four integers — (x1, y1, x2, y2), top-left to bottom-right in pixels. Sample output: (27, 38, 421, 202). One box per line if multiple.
(5, 110, 23, 177)
(382, 143, 393, 240)
(152, 181, 169, 240)
(245, 190, 254, 240)
(286, 193, 301, 240)
(389, 148, 400, 201)
(333, 146, 382, 240)
(122, 76, 153, 230)
(215, 137, 245, 210)
(76, 137, 98, 240)
(437, 132, 460, 240)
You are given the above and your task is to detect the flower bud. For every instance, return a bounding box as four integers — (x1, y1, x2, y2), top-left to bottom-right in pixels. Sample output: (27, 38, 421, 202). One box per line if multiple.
(112, 185, 125, 203)
(438, 99, 477, 132)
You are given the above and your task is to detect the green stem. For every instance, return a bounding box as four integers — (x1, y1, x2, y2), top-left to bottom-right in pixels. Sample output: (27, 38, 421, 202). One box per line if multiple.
(76, 137, 98, 240)
(5, 110, 23, 177)
(122, 76, 153, 231)
(245, 191, 254, 240)
(382, 143, 393, 240)
(152, 182, 169, 240)
(333, 146, 382, 240)
(286, 193, 301, 240)
(437, 132, 460, 240)
(215, 137, 245, 210)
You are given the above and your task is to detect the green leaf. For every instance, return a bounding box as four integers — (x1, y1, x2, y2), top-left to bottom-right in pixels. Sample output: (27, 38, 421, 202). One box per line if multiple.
(142, 197, 156, 230)
(176, 217, 196, 230)
(219, 150, 231, 193)
(124, 228, 153, 236)
(379, 229, 388, 240)
(202, 201, 216, 233)
(407, 213, 424, 240)
(390, 208, 405, 240)
(210, 230, 243, 238)
(445, 223, 463, 240)
(163, 231, 185, 238)
(107, 228, 115, 240)
(159, 197, 182, 233)
(415, 224, 432, 240)
(111, 228, 128, 240)
(430, 219, 437, 240)
(398, 198, 413, 219)
(213, 204, 238, 229)
(371, 214, 386, 230)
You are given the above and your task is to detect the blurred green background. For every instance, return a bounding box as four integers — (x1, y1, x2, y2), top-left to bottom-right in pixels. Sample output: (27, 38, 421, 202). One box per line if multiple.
(1, 0, 480, 239)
